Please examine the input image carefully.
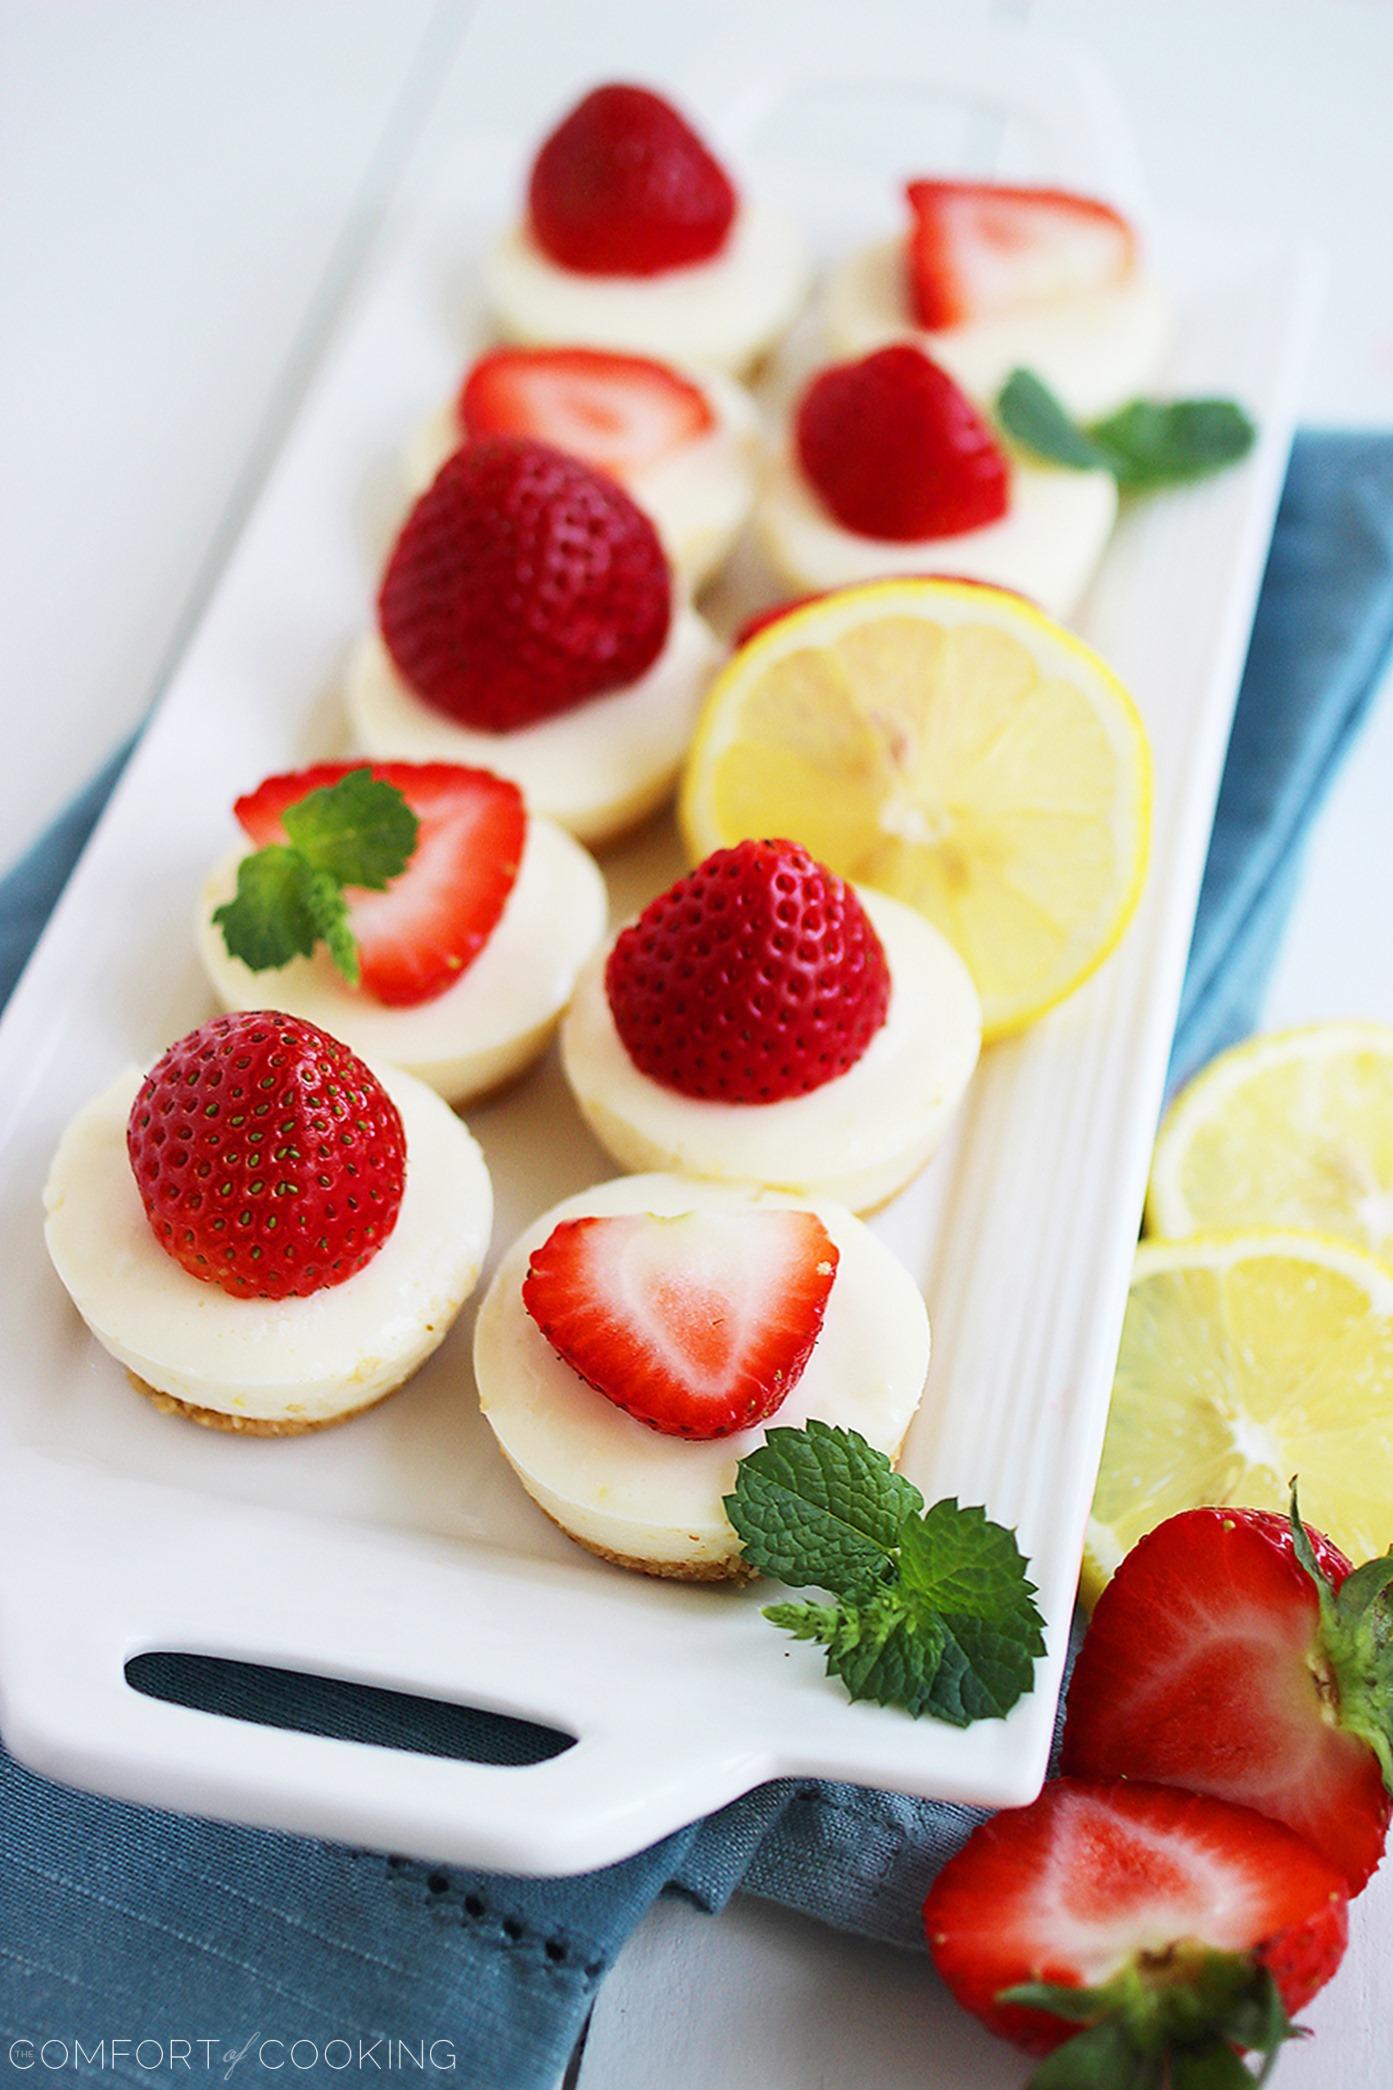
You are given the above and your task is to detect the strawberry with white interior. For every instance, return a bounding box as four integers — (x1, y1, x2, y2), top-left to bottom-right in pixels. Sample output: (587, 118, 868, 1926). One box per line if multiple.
(825, 178, 1172, 421)
(487, 83, 811, 376)
(925, 1777, 1348, 2082)
(406, 346, 760, 592)
(347, 436, 721, 845)
(1063, 1497, 1393, 1893)
(758, 344, 1116, 617)
(560, 837, 981, 1213)
(473, 1171, 930, 1577)
(44, 1011, 491, 1432)
(196, 760, 606, 1107)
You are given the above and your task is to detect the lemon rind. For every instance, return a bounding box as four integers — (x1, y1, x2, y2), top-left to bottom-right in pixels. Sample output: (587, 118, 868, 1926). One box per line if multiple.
(680, 577, 1153, 1040)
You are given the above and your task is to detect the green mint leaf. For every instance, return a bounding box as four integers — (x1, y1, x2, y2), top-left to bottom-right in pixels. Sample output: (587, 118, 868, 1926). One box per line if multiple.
(282, 767, 418, 890)
(997, 368, 1111, 471)
(900, 1503, 1046, 1724)
(212, 847, 325, 973)
(997, 369, 1256, 491)
(790, 1584, 950, 1717)
(299, 865, 360, 988)
(732, 1423, 1042, 1724)
(725, 1421, 923, 1596)
(1090, 398, 1256, 488)
(761, 1599, 844, 1644)
(212, 769, 420, 987)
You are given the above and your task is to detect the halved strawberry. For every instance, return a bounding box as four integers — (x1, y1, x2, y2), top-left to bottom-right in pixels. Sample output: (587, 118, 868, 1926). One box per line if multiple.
(522, 1207, 839, 1438)
(904, 179, 1135, 331)
(1063, 1500, 1393, 1892)
(925, 1777, 1348, 2074)
(234, 761, 525, 1007)
(459, 348, 713, 479)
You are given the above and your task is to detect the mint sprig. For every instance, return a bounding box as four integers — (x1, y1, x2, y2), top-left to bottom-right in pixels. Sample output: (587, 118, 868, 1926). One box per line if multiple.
(726, 1421, 1044, 1723)
(997, 368, 1256, 490)
(213, 768, 418, 990)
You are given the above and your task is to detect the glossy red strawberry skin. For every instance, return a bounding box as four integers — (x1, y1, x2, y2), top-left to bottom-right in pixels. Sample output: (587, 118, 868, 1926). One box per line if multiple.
(522, 1207, 838, 1438)
(795, 345, 1009, 541)
(528, 83, 736, 276)
(378, 437, 671, 734)
(234, 761, 526, 1008)
(924, 1777, 1348, 2056)
(127, 1012, 406, 1301)
(459, 347, 713, 479)
(904, 179, 1135, 330)
(605, 839, 891, 1104)
(1063, 1506, 1390, 1891)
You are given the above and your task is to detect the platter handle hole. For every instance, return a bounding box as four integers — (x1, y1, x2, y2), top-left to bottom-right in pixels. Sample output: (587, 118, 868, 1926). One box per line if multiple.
(124, 1652, 575, 1767)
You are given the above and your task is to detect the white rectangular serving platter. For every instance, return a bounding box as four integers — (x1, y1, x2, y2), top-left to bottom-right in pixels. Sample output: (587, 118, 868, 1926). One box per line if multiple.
(0, 22, 1317, 1874)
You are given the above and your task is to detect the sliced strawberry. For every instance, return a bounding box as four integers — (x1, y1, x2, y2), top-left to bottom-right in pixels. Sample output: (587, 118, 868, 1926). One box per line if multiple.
(795, 345, 1009, 541)
(1063, 1502, 1393, 1892)
(522, 1207, 839, 1439)
(459, 348, 713, 479)
(234, 761, 525, 1008)
(925, 1777, 1348, 2069)
(905, 179, 1135, 331)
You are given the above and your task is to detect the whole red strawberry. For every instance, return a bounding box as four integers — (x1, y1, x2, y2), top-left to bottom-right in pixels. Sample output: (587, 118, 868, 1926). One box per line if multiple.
(1063, 1498, 1393, 1891)
(378, 437, 671, 733)
(925, 1777, 1347, 2076)
(528, 83, 736, 276)
(127, 1012, 406, 1300)
(604, 839, 890, 1103)
(796, 344, 1009, 541)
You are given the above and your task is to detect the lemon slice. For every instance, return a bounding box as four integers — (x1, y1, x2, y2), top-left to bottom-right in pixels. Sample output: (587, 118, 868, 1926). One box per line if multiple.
(680, 578, 1151, 1038)
(1083, 1229, 1393, 1605)
(1149, 1022, 1393, 1262)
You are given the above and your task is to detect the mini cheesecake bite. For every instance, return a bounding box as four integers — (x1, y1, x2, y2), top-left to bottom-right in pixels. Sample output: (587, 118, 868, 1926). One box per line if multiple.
(44, 1012, 492, 1432)
(487, 83, 811, 376)
(406, 347, 760, 592)
(197, 760, 606, 1107)
(474, 1172, 932, 1578)
(824, 178, 1171, 422)
(758, 343, 1116, 617)
(347, 436, 721, 845)
(561, 839, 981, 1213)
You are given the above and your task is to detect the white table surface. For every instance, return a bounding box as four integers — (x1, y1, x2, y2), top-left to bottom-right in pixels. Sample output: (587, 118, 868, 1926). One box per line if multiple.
(5, 1, 1393, 2084)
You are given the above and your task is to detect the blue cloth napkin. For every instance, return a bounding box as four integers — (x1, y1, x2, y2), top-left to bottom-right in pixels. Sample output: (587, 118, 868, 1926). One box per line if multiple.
(3, 432, 1393, 2090)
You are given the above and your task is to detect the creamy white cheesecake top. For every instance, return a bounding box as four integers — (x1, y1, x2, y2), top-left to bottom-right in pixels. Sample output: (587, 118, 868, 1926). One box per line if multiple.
(197, 812, 606, 1106)
(474, 1171, 932, 1570)
(561, 884, 982, 1213)
(487, 201, 813, 375)
(346, 605, 722, 846)
(44, 1057, 491, 1425)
